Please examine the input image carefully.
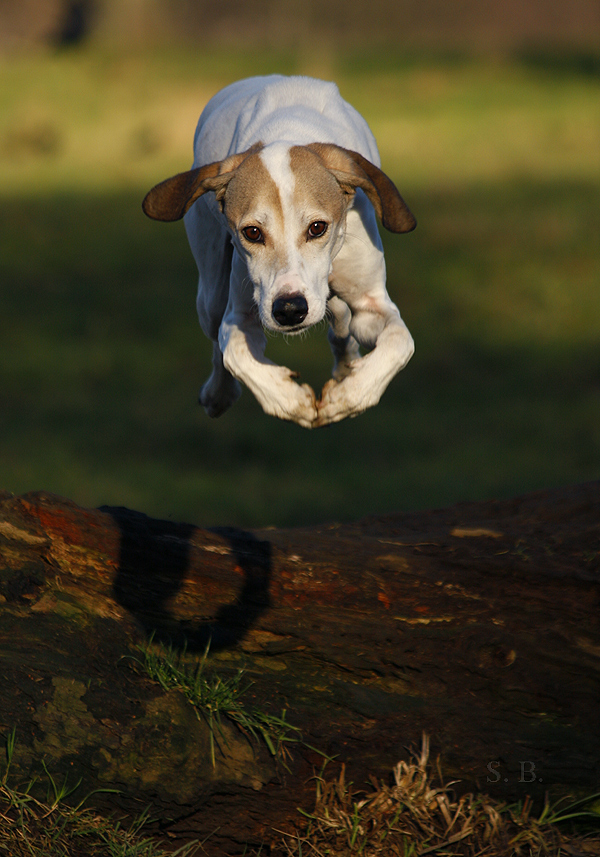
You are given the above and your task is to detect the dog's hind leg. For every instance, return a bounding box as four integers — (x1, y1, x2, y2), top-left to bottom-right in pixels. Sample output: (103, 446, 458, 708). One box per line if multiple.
(199, 341, 241, 417)
(197, 258, 242, 417)
(185, 200, 241, 417)
(327, 294, 361, 381)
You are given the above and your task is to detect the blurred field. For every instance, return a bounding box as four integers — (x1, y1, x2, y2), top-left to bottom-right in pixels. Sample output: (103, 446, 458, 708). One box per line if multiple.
(1, 47, 599, 527)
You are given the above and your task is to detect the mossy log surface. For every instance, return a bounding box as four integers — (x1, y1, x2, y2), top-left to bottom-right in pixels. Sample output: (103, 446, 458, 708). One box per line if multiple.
(0, 483, 599, 854)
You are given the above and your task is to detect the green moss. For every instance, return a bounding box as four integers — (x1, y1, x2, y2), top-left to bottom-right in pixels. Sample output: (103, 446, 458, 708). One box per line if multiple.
(29, 674, 273, 803)
(33, 677, 97, 761)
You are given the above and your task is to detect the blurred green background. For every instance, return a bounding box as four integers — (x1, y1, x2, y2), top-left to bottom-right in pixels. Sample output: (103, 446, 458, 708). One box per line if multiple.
(1, 1, 599, 528)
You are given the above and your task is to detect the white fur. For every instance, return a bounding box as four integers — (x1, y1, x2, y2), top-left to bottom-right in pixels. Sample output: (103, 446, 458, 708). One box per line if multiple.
(177, 75, 415, 427)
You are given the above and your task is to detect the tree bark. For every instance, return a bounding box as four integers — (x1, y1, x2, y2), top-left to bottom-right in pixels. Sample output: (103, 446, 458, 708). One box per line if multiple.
(0, 482, 598, 854)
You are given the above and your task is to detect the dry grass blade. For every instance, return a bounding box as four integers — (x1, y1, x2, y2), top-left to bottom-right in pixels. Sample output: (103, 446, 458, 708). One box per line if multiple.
(0, 730, 202, 856)
(277, 734, 600, 856)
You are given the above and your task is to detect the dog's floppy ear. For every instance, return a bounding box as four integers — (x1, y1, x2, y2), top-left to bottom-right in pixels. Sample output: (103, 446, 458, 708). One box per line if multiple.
(306, 143, 416, 234)
(142, 162, 221, 221)
(142, 147, 260, 222)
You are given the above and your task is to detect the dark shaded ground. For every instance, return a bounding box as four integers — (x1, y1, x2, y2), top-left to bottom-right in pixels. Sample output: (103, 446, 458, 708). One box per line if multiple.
(0, 481, 598, 854)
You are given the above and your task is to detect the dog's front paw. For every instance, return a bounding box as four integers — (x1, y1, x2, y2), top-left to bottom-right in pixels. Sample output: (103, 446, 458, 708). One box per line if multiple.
(249, 366, 318, 428)
(271, 371, 318, 428)
(315, 373, 371, 427)
(289, 381, 319, 429)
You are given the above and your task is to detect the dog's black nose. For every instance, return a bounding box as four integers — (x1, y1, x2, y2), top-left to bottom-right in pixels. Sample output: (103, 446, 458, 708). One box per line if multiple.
(272, 294, 308, 327)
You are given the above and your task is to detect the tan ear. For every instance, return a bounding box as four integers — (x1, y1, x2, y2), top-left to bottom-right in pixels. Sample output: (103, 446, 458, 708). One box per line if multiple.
(306, 143, 416, 234)
(142, 147, 260, 222)
(142, 162, 219, 221)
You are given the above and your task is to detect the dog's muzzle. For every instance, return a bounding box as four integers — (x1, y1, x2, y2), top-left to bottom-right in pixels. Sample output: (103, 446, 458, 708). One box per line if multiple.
(272, 294, 308, 327)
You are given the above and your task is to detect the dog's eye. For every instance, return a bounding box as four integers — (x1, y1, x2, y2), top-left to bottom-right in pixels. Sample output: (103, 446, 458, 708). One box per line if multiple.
(242, 225, 263, 243)
(307, 221, 328, 240)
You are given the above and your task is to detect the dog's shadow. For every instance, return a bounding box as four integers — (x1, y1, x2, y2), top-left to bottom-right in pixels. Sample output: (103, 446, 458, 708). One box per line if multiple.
(103, 506, 271, 652)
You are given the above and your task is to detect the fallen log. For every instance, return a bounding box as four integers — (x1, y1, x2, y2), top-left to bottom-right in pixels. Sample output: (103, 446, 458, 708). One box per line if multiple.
(0, 482, 598, 854)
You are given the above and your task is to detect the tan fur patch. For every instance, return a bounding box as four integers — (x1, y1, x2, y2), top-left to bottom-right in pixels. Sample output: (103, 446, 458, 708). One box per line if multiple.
(222, 153, 284, 237)
(289, 146, 349, 236)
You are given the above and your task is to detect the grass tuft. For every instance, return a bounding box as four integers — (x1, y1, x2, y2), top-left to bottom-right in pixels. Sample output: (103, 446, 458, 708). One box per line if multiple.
(277, 735, 600, 856)
(134, 636, 301, 768)
(0, 729, 201, 857)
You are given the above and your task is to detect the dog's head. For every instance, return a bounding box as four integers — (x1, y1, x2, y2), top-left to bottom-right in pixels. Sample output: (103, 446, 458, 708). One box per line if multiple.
(143, 142, 415, 333)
